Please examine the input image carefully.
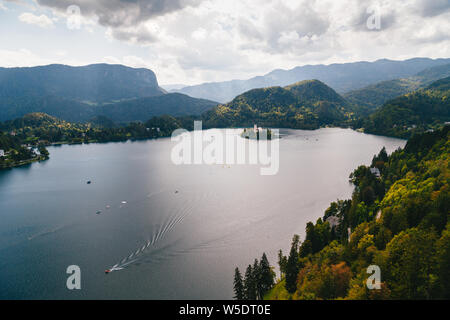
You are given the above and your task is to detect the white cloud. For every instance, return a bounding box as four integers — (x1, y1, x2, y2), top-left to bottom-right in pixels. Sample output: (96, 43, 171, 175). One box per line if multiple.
(2, 0, 449, 85)
(18, 12, 54, 28)
(0, 48, 50, 67)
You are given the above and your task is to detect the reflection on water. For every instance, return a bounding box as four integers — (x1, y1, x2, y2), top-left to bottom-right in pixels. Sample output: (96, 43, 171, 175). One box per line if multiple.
(0, 128, 405, 299)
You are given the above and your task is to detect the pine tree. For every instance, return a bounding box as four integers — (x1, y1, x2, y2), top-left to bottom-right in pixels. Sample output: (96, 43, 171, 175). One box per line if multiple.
(243, 264, 256, 300)
(285, 234, 300, 293)
(253, 258, 262, 299)
(260, 252, 275, 297)
(278, 249, 287, 278)
(233, 267, 244, 300)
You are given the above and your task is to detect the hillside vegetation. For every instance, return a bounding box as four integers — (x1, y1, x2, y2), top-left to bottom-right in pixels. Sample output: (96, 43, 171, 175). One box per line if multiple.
(358, 77, 450, 138)
(0, 113, 188, 169)
(344, 63, 450, 110)
(202, 80, 355, 130)
(235, 125, 450, 300)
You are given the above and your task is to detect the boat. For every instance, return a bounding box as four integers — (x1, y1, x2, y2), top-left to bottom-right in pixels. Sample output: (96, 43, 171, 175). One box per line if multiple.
(96, 210, 102, 215)
(105, 269, 111, 274)
(87, 180, 91, 184)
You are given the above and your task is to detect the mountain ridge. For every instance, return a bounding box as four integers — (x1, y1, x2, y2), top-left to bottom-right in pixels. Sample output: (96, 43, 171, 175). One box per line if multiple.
(174, 58, 450, 103)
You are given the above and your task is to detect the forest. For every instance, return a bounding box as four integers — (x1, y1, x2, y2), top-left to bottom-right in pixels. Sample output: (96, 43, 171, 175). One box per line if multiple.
(357, 77, 450, 138)
(234, 125, 450, 300)
(0, 113, 186, 169)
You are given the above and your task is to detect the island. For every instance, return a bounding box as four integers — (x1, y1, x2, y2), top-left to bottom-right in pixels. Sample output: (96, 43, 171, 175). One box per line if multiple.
(241, 125, 273, 140)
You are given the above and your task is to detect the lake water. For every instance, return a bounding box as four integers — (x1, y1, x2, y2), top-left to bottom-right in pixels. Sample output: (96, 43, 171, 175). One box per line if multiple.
(0, 128, 405, 299)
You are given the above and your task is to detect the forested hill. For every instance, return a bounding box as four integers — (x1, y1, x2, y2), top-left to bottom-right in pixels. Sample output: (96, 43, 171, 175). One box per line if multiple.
(202, 80, 354, 130)
(344, 63, 450, 110)
(234, 125, 450, 300)
(359, 77, 450, 138)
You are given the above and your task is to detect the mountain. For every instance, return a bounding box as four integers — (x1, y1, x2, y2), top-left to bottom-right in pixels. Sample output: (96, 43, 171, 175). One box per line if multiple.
(344, 63, 450, 110)
(0, 64, 218, 123)
(0, 64, 164, 104)
(174, 58, 450, 103)
(360, 77, 450, 138)
(96, 93, 218, 123)
(0, 95, 97, 123)
(202, 80, 353, 129)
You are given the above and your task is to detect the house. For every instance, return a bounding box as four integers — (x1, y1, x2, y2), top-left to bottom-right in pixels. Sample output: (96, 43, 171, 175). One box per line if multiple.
(253, 124, 263, 133)
(370, 167, 381, 178)
(0, 149, 5, 157)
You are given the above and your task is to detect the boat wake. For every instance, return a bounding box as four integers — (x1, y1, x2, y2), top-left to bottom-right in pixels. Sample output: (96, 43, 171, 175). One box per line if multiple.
(105, 202, 195, 273)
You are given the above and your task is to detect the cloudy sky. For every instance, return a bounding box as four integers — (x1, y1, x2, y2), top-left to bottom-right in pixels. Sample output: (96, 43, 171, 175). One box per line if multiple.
(0, 0, 449, 85)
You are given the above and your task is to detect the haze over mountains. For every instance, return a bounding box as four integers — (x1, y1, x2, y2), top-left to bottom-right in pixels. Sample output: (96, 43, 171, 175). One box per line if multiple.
(173, 58, 450, 103)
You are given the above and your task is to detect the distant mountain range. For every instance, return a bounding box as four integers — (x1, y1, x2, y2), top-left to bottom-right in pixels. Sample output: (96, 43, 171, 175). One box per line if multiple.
(0, 64, 218, 123)
(202, 80, 354, 129)
(173, 58, 450, 103)
(2, 58, 450, 129)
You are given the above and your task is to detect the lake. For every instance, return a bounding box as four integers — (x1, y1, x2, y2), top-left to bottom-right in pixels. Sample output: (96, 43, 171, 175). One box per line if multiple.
(0, 128, 405, 299)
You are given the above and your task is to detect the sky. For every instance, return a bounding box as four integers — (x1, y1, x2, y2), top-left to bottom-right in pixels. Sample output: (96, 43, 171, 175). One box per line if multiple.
(0, 0, 449, 86)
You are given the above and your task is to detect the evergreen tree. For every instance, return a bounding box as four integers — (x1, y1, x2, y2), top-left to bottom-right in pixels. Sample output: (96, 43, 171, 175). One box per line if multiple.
(278, 249, 287, 278)
(253, 258, 262, 299)
(259, 252, 275, 297)
(243, 264, 256, 300)
(285, 234, 300, 293)
(233, 267, 244, 300)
